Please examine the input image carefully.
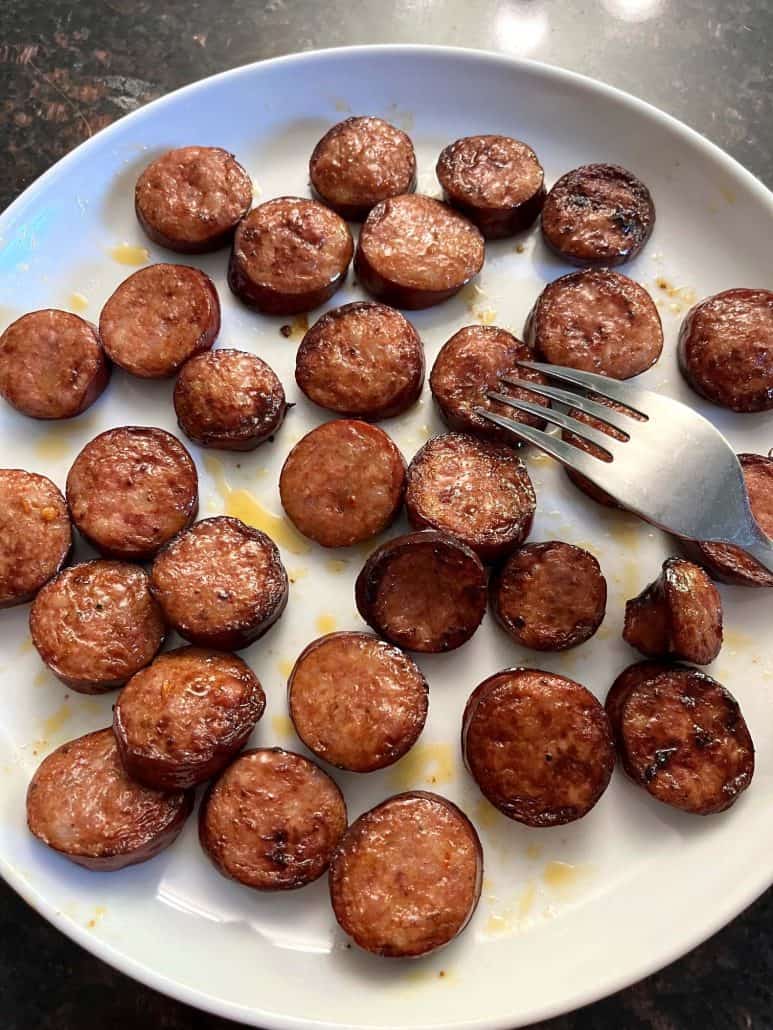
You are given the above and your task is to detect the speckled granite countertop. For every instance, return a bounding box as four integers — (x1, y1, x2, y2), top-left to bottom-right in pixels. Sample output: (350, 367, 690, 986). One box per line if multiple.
(1, 2, 772, 1028)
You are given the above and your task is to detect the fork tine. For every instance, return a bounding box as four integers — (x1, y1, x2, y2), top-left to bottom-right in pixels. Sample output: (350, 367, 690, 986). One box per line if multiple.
(474, 408, 620, 483)
(499, 376, 634, 433)
(486, 392, 623, 454)
(517, 361, 648, 415)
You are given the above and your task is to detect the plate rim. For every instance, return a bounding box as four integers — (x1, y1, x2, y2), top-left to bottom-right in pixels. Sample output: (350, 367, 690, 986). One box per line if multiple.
(2, 42, 772, 1030)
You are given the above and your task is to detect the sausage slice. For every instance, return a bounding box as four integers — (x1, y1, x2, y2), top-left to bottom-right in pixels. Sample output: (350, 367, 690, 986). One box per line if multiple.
(524, 269, 663, 379)
(462, 668, 614, 826)
(605, 664, 754, 815)
(309, 116, 417, 220)
(329, 791, 482, 957)
(27, 728, 193, 870)
(99, 264, 220, 379)
(228, 197, 353, 315)
(355, 194, 484, 309)
(405, 432, 536, 562)
(30, 560, 165, 693)
(436, 135, 545, 238)
(687, 453, 773, 586)
(541, 163, 655, 266)
(288, 632, 428, 772)
(604, 660, 674, 738)
(114, 647, 265, 789)
(66, 426, 198, 560)
(199, 747, 347, 890)
(429, 324, 549, 446)
(623, 558, 723, 665)
(355, 530, 487, 653)
(279, 420, 405, 548)
(561, 395, 640, 508)
(0, 310, 109, 419)
(150, 516, 288, 651)
(295, 302, 424, 421)
(490, 541, 607, 651)
(677, 288, 773, 412)
(135, 145, 252, 253)
(173, 349, 287, 451)
(0, 469, 71, 608)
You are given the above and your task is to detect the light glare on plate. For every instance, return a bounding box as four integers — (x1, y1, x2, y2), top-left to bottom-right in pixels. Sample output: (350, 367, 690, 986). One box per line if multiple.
(601, 0, 664, 21)
(494, 7, 549, 56)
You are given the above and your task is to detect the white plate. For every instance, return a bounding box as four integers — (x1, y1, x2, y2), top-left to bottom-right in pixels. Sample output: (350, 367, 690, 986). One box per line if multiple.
(1, 44, 772, 1030)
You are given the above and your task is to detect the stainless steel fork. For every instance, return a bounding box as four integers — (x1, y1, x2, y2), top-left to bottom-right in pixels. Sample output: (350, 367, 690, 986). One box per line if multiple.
(475, 360, 773, 574)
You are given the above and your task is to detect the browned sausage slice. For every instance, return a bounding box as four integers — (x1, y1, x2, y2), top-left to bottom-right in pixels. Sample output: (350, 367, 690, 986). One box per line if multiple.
(329, 791, 482, 957)
(429, 324, 549, 446)
(295, 302, 424, 420)
(462, 668, 614, 826)
(27, 728, 193, 870)
(561, 395, 641, 508)
(0, 469, 71, 608)
(0, 310, 109, 419)
(687, 453, 773, 586)
(30, 560, 165, 693)
(355, 194, 484, 309)
(436, 135, 545, 238)
(279, 420, 405, 548)
(309, 116, 417, 220)
(677, 288, 773, 412)
(355, 530, 486, 653)
(199, 747, 346, 890)
(490, 541, 607, 651)
(606, 665, 754, 814)
(135, 146, 252, 253)
(524, 269, 663, 378)
(66, 426, 198, 560)
(228, 197, 353, 315)
(150, 516, 288, 651)
(541, 163, 655, 266)
(288, 632, 428, 772)
(405, 432, 536, 562)
(623, 558, 723, 665)
(174, 349, 287, 450)
(604, 660, 675, 739)
(114, 647, 265, 789)
(99, 264, 220, 379)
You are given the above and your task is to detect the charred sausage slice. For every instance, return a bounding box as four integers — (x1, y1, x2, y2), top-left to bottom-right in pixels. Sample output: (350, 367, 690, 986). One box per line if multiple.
(677, 288, 773, 412)
(687, 453, 773, 586)
(540, 163, 655, 267)
(174, 348, 287, 450)
(436, 134, 545, 238)
(228, 197, 353, 315)
(279, 420, 405, 548)
(135, 145, 252, 253)
(27, 728, 193, 870)
(606, 664, 754, 815)
(462, 668, 614, 826)
(355, 530, 487, 653)
(309, 116, 417, 220)
(66, 426, 198, 561)
(329, 791, 482, 957)
(99, 264, 220, 379)
(150, 516, 288, 651)
(288, 631, 428, 772)
(355, 194, 484, 309)
(30, 560, 165, 693)
(490, 541, 607, 651)
(429, 324, 549, 446)
(623, 558, 723, 665)
(114, 646, 265, 789)
(199, 747, 347, 890)
(0, 469, 71, 608)
(524, 269, 663, 378)
(604, 660, 675, 740)
(405, 432, 536, 562)
(0, 310, 109, 419)
(295, 302, 424, 421)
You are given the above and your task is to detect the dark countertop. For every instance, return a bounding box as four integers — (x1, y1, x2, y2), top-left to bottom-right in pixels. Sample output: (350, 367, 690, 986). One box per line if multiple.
(1, 2, 772, 1028)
